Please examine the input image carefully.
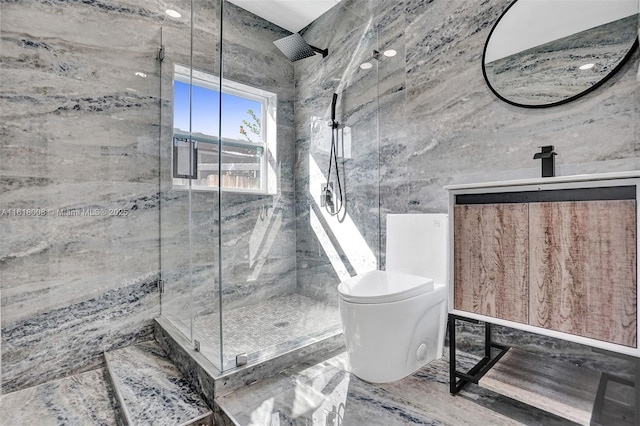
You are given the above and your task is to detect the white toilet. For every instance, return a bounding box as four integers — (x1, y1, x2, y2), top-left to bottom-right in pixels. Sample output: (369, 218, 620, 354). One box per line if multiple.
(337, 214, 448, 383)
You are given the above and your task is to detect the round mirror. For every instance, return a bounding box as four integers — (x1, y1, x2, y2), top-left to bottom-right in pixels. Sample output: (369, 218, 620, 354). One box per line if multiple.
(483, 0, 639, 107)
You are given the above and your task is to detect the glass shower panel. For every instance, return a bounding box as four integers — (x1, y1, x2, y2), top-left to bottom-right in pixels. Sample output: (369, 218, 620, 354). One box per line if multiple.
(217, 1, 379, 369)
(159, 0, 224, 370)
(217, 0, 301, 369)
(188, 0, 224, 370)
(159, 0, 197, 343)
(292, 2, 380, 356)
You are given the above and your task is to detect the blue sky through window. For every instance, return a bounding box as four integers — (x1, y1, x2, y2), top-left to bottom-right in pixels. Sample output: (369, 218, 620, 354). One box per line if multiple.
(173, 80, 262, 141)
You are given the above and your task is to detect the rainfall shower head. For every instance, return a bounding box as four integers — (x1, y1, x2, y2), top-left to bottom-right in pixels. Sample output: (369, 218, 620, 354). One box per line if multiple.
(273, 33, 328, 62)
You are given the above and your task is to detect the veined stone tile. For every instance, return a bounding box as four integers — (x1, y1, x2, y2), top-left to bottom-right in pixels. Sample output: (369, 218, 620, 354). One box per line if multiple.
(0, 368, 119, 426)
(1, 278, 158, 393)
(104, 340, 213, 426)
(217, 349, 577, 426)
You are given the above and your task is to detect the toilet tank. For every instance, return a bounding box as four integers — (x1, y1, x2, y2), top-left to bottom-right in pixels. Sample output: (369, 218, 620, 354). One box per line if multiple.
(385, 214, 448, 285)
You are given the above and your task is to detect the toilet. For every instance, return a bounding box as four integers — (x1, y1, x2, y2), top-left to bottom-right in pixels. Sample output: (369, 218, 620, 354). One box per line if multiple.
(337, 214, 448, 383)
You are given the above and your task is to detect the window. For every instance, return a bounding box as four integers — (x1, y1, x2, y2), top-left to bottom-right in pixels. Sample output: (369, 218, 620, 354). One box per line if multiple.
(172, 64, 277, 194)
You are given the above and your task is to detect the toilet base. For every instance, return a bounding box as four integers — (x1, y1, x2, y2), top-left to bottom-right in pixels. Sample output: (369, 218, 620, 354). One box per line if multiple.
(339, 284, 447, 383)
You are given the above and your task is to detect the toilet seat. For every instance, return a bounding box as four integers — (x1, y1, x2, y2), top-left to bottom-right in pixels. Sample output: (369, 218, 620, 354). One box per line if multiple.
(337, 270, 434, 304)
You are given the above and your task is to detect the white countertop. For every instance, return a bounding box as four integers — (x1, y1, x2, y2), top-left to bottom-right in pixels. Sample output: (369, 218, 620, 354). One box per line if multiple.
(443, 171, 640, 191)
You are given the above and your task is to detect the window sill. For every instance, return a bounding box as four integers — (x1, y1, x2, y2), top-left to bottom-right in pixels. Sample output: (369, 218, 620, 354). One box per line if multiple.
(172, 183, 272, 195)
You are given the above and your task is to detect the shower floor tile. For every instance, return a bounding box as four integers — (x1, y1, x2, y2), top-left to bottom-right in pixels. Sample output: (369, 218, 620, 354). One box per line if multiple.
(192, 293, 342, 366)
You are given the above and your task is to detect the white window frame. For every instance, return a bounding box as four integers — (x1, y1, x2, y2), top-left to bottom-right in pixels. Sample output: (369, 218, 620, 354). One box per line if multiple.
(172, 64, 278, 195)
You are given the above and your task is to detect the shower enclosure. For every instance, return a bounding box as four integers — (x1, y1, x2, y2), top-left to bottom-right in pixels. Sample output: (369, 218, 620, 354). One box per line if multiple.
(158, 0, 382, 371)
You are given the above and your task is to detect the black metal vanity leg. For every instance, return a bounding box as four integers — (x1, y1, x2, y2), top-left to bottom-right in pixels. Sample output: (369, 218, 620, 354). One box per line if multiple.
(448, 315, 509, 396)
(449, 314, 457, 394)
(484, 321, 491, 359)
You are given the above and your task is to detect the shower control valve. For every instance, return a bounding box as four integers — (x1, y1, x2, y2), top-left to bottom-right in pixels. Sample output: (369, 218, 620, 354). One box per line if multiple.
(321, 182, 335, 212)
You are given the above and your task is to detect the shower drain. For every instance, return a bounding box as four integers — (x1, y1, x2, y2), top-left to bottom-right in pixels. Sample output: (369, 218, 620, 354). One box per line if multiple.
(274, 321, 289, 328)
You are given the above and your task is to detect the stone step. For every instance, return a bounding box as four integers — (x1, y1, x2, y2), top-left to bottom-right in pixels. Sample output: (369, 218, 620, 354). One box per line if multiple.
(104, 340, 213, 426)
(0, 368, 120, 426)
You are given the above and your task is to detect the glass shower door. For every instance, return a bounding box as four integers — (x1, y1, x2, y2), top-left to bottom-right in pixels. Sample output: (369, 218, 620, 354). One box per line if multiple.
(159, 0, 225, 370)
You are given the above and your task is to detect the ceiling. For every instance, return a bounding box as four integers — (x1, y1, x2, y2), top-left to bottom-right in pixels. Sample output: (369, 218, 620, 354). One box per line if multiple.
(227, 0, 342, 33)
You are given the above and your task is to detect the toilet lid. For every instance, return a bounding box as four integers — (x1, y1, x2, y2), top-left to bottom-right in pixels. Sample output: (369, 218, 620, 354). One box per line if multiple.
(337, 270, 434, 304)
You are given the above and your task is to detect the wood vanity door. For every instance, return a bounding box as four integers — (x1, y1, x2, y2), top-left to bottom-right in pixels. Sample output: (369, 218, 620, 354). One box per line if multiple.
(454, 203, 529, 323)
(529, 200, 637, 347)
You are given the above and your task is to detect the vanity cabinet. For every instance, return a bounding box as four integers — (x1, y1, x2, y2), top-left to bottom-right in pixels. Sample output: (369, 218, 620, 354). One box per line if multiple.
(446, 173, 639, 357)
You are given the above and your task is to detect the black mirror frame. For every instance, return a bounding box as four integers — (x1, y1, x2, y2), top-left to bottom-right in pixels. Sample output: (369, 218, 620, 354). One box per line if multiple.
(482, 0, 639, 108)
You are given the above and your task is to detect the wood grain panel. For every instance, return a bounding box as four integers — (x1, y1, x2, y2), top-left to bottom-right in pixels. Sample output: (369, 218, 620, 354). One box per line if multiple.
(479, 348, 601, 426)
(529, 200, 637, 347)
(454, 204, 529, 323)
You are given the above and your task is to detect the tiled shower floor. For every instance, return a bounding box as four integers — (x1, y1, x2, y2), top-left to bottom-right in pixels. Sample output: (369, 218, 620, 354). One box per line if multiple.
(168, 293, 342, 368)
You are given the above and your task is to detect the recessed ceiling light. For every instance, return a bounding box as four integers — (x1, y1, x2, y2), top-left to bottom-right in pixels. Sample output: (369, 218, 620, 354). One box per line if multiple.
(165, 9, 182, 18)
(383, 49, 397, 57)
(135, 72, 147, 78)
(360, 62, 373, 70)
(579, 63, 595, 70)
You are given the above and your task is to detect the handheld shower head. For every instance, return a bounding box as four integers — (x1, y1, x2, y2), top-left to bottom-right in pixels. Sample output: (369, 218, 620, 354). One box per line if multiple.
(273, 33, 328, 62)
(331, 93, 338, 122)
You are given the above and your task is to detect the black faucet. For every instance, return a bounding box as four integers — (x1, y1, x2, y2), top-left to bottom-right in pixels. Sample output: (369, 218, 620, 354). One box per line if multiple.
(533, 145, 557, 178)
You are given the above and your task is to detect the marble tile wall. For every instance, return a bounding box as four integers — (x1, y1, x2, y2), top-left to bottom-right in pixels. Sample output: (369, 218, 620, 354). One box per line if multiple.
(294, 3, 381, 303)
(295, 0, 639, 371)
(0, 0, 174, 393)
(385, 0, 639, 212)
